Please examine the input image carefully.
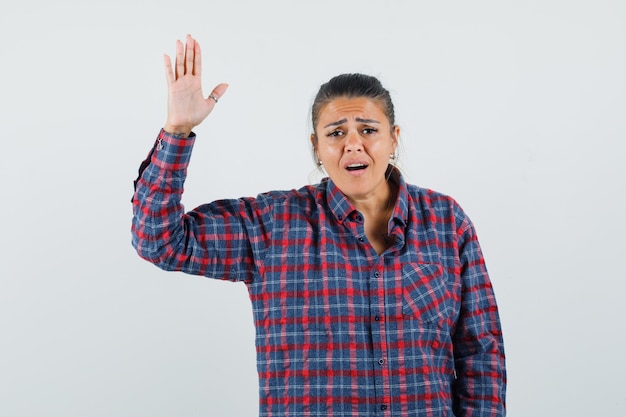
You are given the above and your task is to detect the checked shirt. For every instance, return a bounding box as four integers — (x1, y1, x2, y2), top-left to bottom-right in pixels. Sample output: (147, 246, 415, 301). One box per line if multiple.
(131, 130, 506, 416)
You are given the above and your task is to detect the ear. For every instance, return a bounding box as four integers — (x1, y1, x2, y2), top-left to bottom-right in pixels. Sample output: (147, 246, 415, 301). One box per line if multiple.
(310, 133, 321, 163)
(310, 133, 317, 149)
(391, 125, 400, 152)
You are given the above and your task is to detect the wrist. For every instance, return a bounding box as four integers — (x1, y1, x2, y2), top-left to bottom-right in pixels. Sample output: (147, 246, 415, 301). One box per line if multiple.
(163, 124, 193, 138)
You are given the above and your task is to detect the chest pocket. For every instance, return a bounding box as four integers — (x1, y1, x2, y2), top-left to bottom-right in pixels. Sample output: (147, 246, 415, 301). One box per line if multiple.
(402, 263, 454, 324)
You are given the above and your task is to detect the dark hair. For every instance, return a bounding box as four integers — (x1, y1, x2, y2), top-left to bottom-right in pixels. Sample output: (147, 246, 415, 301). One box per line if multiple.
(311, 73, 396, 136)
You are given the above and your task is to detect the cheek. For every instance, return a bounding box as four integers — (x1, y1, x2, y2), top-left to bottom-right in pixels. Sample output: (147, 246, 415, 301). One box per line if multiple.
(378, 140, 396, 156)
(318, 145, 341, 161)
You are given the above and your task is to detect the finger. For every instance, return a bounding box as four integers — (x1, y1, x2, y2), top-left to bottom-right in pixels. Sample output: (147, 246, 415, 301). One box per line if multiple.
(213, 83, 229, 99)
(193, 39, 202, 76)
(164, 54, 174, 85)
(175, 39, 184, 79)
(185, 34, 195, 75)
(206, 83, 229, 104)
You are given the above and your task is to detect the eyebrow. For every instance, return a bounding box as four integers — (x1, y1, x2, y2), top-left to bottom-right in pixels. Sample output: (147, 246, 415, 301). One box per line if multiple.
(323, 117, 381, 129)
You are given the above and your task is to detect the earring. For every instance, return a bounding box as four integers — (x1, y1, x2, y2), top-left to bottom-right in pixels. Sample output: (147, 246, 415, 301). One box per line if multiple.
(389, 153, 397, 163)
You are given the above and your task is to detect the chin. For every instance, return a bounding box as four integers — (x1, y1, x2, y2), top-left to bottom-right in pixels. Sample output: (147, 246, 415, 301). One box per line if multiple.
(340, 186, 371, 200)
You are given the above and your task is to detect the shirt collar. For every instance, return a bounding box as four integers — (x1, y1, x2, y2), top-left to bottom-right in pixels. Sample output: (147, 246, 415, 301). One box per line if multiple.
(324, 166, 409, 228)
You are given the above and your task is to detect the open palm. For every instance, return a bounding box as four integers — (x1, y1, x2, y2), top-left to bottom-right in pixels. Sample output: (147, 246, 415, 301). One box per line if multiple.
(163, 35, 228, 136)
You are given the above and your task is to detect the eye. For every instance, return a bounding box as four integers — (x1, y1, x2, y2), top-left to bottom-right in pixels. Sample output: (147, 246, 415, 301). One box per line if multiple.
(327, 130, 344, 137)
(362, 127, 378, 135)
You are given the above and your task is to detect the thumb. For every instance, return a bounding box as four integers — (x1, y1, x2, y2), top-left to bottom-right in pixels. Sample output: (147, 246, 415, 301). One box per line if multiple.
(207, 83, 229, 104)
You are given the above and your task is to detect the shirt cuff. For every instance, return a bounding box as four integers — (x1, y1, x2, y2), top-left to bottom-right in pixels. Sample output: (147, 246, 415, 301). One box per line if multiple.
(151, 129, 197, 170)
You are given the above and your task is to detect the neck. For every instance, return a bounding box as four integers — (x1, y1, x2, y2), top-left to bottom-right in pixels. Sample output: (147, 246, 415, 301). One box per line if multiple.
(350, 182, 398, 222)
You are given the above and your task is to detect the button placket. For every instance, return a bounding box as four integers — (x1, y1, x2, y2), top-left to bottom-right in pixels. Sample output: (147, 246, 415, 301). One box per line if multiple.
(368, 260, 390, 415)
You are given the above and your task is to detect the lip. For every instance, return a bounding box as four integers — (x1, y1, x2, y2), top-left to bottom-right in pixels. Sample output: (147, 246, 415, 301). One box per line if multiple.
(343, 160, 370, 176)
(343, 160, 370, 170)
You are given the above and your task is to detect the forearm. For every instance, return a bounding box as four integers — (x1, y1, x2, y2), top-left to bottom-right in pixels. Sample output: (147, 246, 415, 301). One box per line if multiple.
(131, 129, 196, 269)
(452, 315, 506, 416)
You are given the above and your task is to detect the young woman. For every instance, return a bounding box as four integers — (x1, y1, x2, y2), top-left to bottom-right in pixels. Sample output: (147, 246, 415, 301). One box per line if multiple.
(132, 35, 506, 416)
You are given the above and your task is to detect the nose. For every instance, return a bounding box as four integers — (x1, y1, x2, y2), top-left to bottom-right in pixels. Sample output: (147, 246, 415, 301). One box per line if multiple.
(344, 130, 363, 153)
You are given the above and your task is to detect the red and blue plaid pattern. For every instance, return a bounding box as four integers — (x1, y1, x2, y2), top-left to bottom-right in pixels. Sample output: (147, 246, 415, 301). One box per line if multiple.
(132, 130, 506, 416)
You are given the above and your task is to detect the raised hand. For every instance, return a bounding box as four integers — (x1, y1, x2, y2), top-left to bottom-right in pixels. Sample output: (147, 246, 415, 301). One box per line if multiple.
(163, 35, 228, 137)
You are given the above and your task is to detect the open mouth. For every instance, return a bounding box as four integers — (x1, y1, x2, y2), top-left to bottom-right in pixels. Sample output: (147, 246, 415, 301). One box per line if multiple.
(346, 163, 368, 171)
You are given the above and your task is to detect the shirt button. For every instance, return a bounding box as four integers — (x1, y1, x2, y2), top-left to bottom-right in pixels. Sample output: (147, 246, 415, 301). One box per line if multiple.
(359, 237, 364, 242)
(380, 404, 388, 411)
(378, 358, 385, 365)
(374, 315, 381, 321)
(374, 271, 380, 278)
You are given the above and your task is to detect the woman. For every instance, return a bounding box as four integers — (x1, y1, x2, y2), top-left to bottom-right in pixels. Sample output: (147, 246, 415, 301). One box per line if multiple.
(132, 35, 506, 416)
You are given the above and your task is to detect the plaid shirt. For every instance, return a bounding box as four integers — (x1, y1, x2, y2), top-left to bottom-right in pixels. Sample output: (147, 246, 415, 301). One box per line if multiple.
(132, 130, 506, 416)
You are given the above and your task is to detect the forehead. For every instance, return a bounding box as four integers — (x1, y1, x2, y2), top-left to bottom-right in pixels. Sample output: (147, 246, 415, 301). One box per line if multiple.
(317, 97, 388, 124)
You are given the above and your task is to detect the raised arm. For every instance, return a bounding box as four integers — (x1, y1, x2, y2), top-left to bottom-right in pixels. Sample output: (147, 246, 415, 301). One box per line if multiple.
(163, 34, 228, 137)
(131, 37, 273, 281)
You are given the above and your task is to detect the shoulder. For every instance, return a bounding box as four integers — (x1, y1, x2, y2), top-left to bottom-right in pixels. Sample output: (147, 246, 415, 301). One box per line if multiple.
(404, 182, 472, 230)
(405, 183, 463, 211)
(255, 182, 326, 211)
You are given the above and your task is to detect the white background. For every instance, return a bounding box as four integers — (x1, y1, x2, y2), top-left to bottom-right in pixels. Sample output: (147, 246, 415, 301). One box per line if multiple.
(1, 1, 625, 416)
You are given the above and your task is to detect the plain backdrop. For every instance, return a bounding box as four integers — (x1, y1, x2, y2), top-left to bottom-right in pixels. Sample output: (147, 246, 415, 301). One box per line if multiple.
(1, 1, 625, 416)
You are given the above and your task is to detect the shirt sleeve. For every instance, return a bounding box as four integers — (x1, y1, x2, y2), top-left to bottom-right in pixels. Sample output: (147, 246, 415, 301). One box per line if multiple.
(131, 129, 273, 282)
(451, 206, 507, 416)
